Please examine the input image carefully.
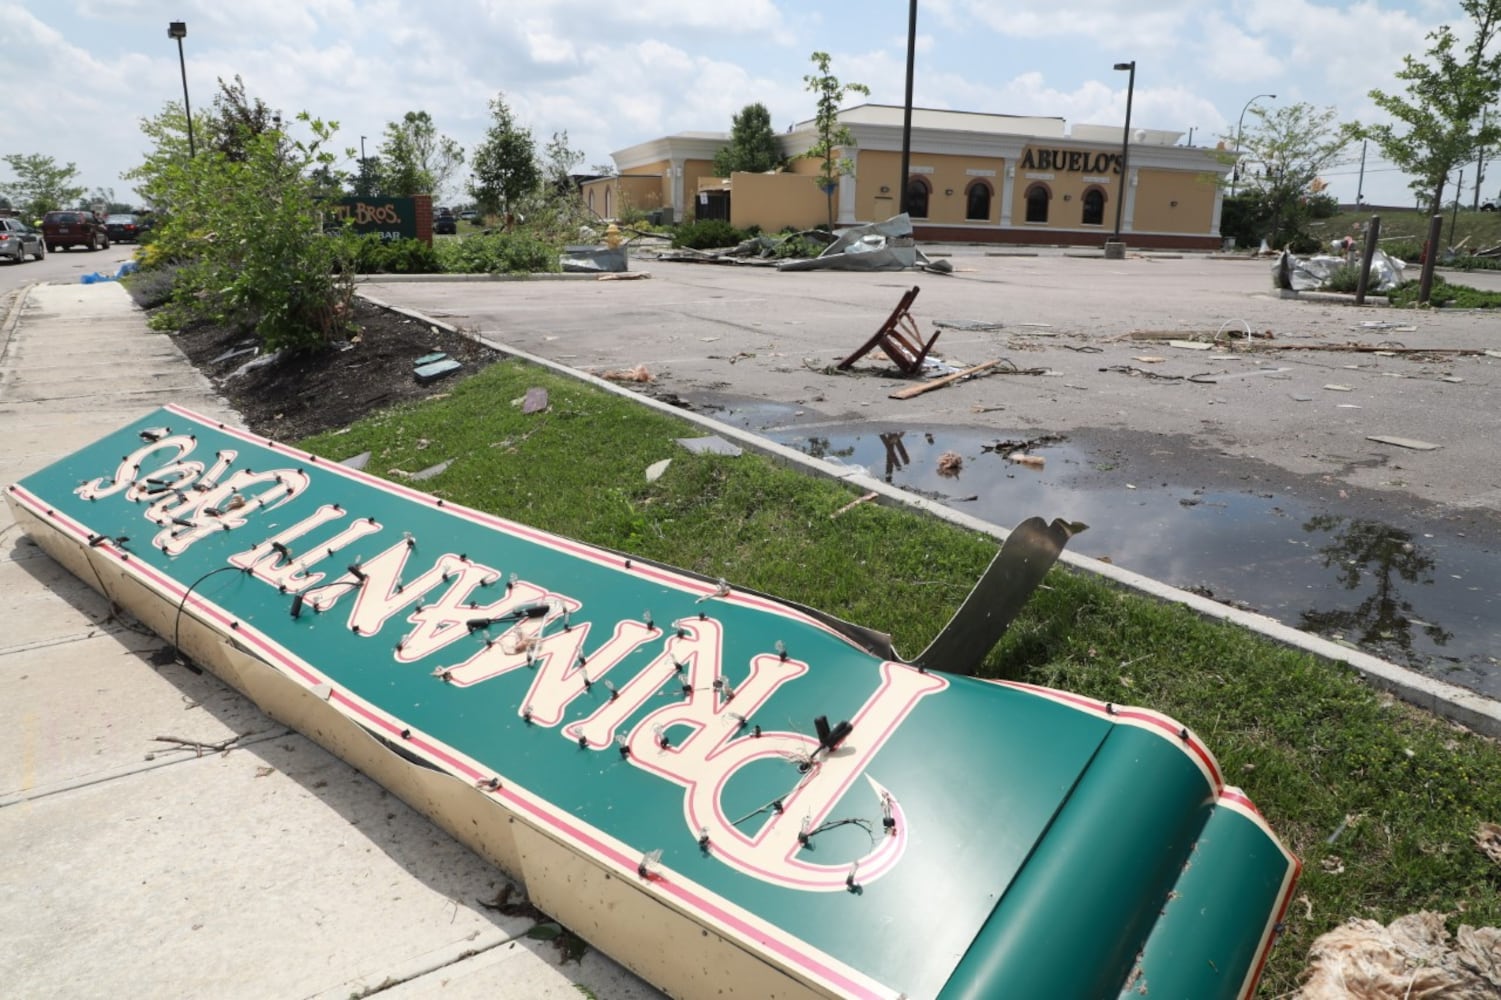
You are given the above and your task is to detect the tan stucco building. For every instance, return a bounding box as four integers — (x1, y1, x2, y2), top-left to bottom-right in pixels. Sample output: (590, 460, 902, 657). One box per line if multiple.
(581, 104, 1233, 250)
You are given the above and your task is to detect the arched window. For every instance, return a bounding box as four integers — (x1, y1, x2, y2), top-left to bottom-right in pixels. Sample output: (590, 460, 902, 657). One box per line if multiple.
(1024, 183, 1051, 223)
(965, 180, 993, 221)
(604, 187, 612, 219)
(1081, 187, 1106, 226)
(906, 176, 931, 219)
(588, 189, 595, 212)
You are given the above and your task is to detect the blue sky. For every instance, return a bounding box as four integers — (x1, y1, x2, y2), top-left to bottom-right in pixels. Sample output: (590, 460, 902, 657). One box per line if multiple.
(1, 0, 1492, 209)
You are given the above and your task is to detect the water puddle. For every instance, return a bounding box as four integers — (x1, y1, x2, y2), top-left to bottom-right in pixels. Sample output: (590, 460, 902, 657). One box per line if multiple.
(706, 400, 1501, 699)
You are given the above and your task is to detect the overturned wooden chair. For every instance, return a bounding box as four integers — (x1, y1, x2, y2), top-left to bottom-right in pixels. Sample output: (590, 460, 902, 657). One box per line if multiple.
(837, 285, 941, 375)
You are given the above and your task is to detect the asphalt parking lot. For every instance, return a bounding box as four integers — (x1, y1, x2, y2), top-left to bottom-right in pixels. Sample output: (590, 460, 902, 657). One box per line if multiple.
(364, 248, 1501, 696)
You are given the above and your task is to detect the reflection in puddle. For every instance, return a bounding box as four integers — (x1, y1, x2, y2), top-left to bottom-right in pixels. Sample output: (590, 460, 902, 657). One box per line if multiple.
(708, 401, 1501, 698)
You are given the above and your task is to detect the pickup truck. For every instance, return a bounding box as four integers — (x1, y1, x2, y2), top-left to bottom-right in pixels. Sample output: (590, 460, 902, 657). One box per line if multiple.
(42, 210, 111, 252)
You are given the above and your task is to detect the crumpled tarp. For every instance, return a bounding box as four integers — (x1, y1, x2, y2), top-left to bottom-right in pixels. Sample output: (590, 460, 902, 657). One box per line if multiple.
(777, 214, 952, 273)
(1274, 248, 1406, 292)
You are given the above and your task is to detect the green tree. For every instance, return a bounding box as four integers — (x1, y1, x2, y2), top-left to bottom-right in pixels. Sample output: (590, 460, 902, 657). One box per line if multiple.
(713, 102, 783, 176)
(802, 52, 869, 229)
(122, 101, 206, 212)
(1, 153, 87, 218)
(1348, 0, 1501, 214)
(1223, 103, 1350, 251)
(468, 94, 540, 218)
(207, 76, 277, 162)
(378, 111, 464, 198)
(543, 130, 584, 194)
(140, 107, 357, 353)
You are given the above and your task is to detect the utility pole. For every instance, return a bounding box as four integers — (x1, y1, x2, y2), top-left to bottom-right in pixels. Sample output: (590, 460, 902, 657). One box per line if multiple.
(1449, 168, 1463, 248)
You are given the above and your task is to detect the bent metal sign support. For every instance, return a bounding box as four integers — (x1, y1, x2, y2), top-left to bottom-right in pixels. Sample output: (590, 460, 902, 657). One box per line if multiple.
(7, 405, 1299, 999)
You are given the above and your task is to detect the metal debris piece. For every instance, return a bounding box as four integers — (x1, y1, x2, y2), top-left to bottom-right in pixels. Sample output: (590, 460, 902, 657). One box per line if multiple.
(410, 459, 454, 481)
(339, 451, 372, 470)
(561, 246, 628, 273)
(777, 214, 948, 273)
(415, 352, 449, 367)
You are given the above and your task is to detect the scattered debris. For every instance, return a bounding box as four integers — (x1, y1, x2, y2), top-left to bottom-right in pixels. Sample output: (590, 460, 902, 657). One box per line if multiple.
(1296, 912, 1501, 1000)
(602, 365, 653, 383)
(1367, 435, 1441, 451)
(1323, 384, 1353, 392)
(146, 734, 249, 760)
(831, 491, 879, 519)
(934, 319, 1005, 332)
(560, 245, 627, 273)
(339, 451, 372, 470)
(521, 387, 549, 414)
(1273, 247, 1406, 292)
(936, 451, 964, 477)
(408, 460, 454, 481)
(596, 271, 650, 281)
(645, 459, 671, 483)
(415, 357, 463, 384)
(1100, 365, 1216, 383)
(777, 214, 950, 273)
(890, 359, 1013, 400)
(1476, 822, 1501, 865)
(1168, 339, 1214, 352)
(676, 436, 742, 457)
(1007, 452, 1046, 469)
(1132, 355, 1167, 364)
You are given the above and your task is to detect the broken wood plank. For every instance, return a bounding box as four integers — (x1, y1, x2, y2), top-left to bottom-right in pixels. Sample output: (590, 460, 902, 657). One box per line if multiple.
(1367, 435, 1441, 451)
(889, 359, 1004, 400)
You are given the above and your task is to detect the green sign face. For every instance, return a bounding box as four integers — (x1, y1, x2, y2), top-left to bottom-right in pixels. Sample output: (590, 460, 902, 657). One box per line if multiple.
(8, 406, 1299, 1000)
(329, 197, 419, 241)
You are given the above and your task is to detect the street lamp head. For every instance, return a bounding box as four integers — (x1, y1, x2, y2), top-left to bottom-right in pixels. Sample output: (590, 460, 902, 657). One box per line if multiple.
(168, 21, 186, 40)
(1114, 61, 1135, 71)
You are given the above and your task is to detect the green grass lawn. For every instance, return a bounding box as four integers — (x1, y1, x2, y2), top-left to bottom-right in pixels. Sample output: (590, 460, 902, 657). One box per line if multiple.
(299, 359, 1501, 995)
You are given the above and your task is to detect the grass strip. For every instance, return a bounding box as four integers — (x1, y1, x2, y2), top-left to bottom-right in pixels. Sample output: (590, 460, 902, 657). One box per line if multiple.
(299, 358, 1501, 995)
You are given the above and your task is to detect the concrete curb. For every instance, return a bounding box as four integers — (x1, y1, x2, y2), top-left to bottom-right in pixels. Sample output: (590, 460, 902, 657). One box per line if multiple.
(356, 271, 630, 283)
(357, 290, 1501, 740)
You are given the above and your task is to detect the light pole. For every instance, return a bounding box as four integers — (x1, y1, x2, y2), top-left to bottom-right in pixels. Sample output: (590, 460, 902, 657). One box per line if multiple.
(1231, 93, 1275, 197)
(167, 21, 195, 159)
(1109, 60, 1135, 249)
(898, 0, 917, 216)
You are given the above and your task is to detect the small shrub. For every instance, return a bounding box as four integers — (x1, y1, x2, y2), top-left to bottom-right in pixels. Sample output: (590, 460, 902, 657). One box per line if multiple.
(1383, 239, 1424, 263)
(671, 219, 748, 250)
(1387, 276, 1501, 308)
(434, 231, 560, 274)
(1320, 265, 1364, 293)
(348, 234, 441, 274)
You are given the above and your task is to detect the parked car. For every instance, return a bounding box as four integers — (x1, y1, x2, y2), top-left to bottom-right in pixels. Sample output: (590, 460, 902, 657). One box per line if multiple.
(41, 210, 110, 252)
(460, 209, 480, 225)
(434, 211, 457, 235)
(0, 217, 46, 263)
(105, 213, 145, 243)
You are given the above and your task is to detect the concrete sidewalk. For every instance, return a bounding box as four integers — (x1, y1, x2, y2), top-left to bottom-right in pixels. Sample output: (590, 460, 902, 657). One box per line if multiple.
(0, 282, 659, 1000)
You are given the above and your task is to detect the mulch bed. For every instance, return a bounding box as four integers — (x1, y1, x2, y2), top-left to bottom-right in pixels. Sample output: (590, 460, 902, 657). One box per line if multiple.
(166, 296, 505, 442)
